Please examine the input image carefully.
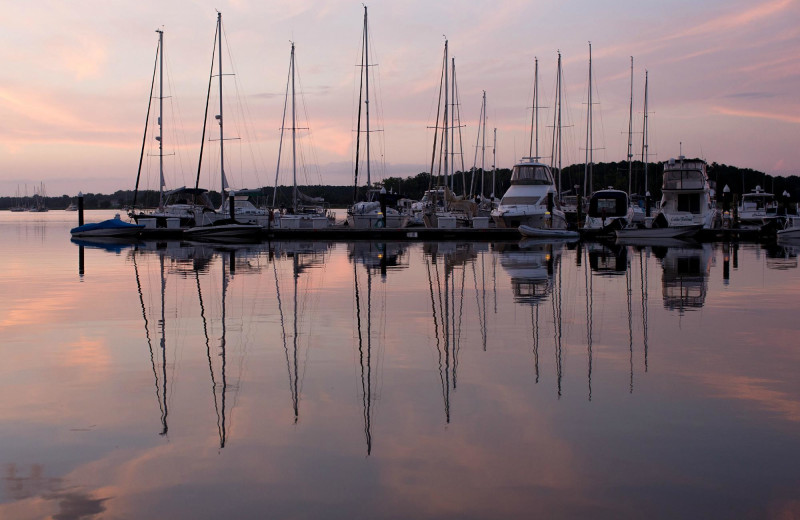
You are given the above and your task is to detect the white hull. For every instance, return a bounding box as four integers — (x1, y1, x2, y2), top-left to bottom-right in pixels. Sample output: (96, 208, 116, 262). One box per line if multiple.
(615, 225, 701, 240)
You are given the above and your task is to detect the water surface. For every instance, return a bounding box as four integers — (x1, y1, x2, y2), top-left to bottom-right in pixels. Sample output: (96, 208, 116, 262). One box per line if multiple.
(1, 211, 799, 519)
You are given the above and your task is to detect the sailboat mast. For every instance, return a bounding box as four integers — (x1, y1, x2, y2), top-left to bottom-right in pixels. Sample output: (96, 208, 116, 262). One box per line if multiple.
(450, 57, 455, 192)
(584, 42, 592, 197)
(157, 29, 164, 209)
(217, 12, 227, 205)
(642, 70, 649, 196)
(291, 43, 297, 212)
(627, 56, 634, 196)
(364, 6, 371, 190)
(492, 127, 497, 198)
(443, 40, 449, 191)
(556, 51, 562, 197)
(481, 90, 486, 198)
(529, 57, 538, 159)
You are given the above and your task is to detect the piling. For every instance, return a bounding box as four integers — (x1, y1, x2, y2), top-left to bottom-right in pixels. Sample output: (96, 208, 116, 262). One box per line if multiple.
(78, 192, 84, 227)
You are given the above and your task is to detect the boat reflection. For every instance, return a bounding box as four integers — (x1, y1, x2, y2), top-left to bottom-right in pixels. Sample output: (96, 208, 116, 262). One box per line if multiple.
(764, 243, 799, 270)
(658, 243, 713, 312)
(498, 240, 567, 394)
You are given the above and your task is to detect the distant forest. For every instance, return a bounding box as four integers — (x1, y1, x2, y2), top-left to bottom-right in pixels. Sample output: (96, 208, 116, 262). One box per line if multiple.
(2, 161, 798, 210)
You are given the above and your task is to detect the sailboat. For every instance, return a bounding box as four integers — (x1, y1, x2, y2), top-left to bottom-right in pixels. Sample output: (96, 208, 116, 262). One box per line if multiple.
(420, 40, 478, 229)
(271, 42, 332, 230)
(346, 6, 408, 229)
(184, 12, 261, 240)
(129, 29, 215, 229)
(583, 44, 633, 234)
(493, 53, 574, 237)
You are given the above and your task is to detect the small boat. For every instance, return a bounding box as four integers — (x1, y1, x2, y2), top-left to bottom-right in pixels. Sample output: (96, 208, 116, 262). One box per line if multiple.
(777, 216, 800, 239)
(615, 225, 701, 240)
(70, 214, 144, 237)
(65, 202, 78, 211)
(518, 224, 579, 239)
(738, 186, 778, 227)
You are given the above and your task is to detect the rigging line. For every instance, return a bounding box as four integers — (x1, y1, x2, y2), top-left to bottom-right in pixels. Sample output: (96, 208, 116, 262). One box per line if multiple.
(195, 19, 219, 190)
(452, 62, 467, 195)
(428, 47, 446, 190)
(133, 36, 160, 208)
(471, 262, 485, 352)
(353, 24, 366, 201)
(273, 46, 293, 208)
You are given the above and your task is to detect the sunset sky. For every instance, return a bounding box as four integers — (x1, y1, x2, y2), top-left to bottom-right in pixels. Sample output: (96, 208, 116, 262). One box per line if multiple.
(1, 0, 798, 197)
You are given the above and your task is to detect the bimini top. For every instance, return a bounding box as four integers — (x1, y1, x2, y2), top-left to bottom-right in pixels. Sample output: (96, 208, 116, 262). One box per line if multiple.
(588, 189, 629, 218)
(510, 158, 555, 186)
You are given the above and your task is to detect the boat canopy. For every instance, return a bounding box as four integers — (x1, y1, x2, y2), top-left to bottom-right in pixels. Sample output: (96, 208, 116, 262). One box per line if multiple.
(588, 190, 629, 218)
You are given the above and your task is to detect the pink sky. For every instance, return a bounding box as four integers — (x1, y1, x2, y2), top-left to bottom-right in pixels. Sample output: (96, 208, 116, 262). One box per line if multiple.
(1, 0, 798, 196)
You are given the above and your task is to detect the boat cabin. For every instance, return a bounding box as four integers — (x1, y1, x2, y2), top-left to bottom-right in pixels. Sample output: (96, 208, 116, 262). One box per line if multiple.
(588, 190, 629, 218)
(510, 159, 555, 186)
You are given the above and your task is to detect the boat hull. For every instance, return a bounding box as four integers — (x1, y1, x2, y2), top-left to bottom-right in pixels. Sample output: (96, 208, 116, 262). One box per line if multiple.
(70, 218, 144, 237)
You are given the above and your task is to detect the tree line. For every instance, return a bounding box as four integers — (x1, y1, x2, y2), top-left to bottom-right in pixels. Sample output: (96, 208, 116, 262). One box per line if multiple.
(2, 161, 798, 210)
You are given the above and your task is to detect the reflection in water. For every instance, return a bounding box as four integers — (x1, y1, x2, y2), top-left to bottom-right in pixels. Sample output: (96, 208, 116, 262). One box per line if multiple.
(133, 249, 169, 436)
(275, 243, 330, 425)
(499, 240, 565, 396)
(424, 243, 477, 423)
(764, 243, 799, 270)
(659, 243, 713, 313)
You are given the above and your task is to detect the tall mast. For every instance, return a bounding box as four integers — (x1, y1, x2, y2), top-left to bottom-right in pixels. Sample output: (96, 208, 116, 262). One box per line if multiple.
(627, 56, 634, 196)
(364, 6, 371, 190)
(584, 42, 593, 197)
(550, 51, 563, 197)
(450, 57, 455, 192)
(481, 90, 486, 198)
(642, 70, 649, 196)
(217, 12, 228, 205)
(291, 42, 297, 211)
(529, 57, 539, 159)
(157, 29, 165, 209)
(443, 40, 449, 191)
(492, 127, 497, 198)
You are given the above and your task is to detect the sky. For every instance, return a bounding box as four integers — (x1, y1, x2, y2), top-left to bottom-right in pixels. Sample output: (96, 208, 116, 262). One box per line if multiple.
(1, 0, 798, 197)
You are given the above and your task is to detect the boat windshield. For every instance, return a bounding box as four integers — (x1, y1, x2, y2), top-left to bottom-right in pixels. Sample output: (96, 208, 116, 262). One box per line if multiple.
(511, 165, 553, 185)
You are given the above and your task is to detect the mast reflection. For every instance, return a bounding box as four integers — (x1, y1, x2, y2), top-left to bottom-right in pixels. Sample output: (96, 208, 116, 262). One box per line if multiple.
(424, 243, 477, 423)
(498, 239, 566, 396)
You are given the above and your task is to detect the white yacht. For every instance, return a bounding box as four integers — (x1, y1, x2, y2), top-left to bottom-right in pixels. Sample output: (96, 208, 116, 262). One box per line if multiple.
(652, 157, 719, 230)
(738, 186, 778, 227)
(491, 158, 568, 230)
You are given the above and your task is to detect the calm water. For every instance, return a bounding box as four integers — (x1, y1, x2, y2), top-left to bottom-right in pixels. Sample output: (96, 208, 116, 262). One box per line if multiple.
(2, 210, 800, 519)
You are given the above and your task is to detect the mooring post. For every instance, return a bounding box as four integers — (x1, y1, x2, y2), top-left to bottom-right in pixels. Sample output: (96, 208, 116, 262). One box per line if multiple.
(78, 192, 84, 227)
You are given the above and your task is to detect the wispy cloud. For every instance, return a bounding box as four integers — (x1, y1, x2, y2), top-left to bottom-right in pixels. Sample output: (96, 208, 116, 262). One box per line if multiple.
(712, 106, 800, 124)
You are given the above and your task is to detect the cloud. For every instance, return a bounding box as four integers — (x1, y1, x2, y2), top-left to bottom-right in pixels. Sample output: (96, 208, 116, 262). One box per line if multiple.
(711, 106, 800, 124)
